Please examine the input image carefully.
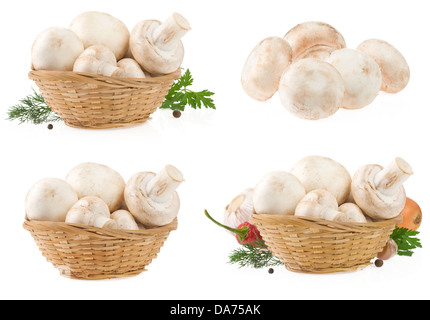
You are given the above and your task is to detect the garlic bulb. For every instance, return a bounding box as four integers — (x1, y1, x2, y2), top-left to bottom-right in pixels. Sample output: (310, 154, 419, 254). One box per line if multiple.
(223, 188, 254, 235)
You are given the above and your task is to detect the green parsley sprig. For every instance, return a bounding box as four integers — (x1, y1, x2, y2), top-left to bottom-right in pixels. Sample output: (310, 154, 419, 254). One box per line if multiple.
(160, 69, 215, 111)
(391, 226, 422, 257)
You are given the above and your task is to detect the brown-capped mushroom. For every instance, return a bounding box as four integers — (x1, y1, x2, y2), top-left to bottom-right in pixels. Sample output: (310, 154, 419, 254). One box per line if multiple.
(241, 37, 292, 101)
(326, 48, 382, 109)
(129, 13, 190, 75)
(291, 155, 352, 205)
(357, 39, 410, 93)
(351, 157, 413, 220)
(284, 21, 346, 61)
(124, 165, 184, 227)
(278, 59, 344, 120)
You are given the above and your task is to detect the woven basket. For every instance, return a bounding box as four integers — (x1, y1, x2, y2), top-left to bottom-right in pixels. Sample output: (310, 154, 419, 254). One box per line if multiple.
(23, 218, 177, 280)
(28, 69, 181, 129)
(250, 213, 402, 274)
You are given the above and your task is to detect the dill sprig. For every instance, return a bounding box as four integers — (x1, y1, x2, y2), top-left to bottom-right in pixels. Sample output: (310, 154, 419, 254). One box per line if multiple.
(228, 239, 283, 269)
(7, 89, 62, 124)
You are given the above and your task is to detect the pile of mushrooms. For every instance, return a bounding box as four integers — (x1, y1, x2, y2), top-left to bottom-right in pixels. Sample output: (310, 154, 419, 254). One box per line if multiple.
(223, 155, 413, 227)
(31, 11, 190, 78)
(25, 162, 184, 230)
(241, 21, 410, 120)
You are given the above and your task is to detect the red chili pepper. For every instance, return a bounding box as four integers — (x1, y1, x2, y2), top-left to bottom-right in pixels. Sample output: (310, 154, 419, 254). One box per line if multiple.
(204, 209, 262, 246)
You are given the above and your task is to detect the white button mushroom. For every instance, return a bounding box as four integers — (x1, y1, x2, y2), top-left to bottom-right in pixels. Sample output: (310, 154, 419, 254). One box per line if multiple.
(351, 157, 413, 220)
(337, 203, 368, 223)
(129, 13, 191, 75)
(253, 171, 306, 215)
(70, 11, 130, 61)
(25, 178, 78, 222)
(65, 162, 126, 213)
(326, 48, 382, 109)
(114, 58, 146, 79)
(295, 189, 343, 221)
(291, 155, 352, 205)
(65, 196, 117, 229)
(283, 21, 346, 61)
(111, 209, 139, 230)
(73, 45, 119, 77)
(124, 165, 184, 227)
(278, 59, 344, 120)
(241, 37, 292, 101)
(357, 39, 410, 93)
(31, 27, 84, 71)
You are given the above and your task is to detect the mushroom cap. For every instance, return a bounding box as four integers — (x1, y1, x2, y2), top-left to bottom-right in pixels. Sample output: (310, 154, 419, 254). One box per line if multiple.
(338, 203, 368, 223)
(25, 177, 78, 222)
(73, 45, 118, 76)
(31, 27, 84, 71)
(65, 162, 125, 212)
(284, 21, 346, 61)
(300, 189, 338, 209)
(294, 189, 340, 221)
(357, 39, 410, 93)
(327, 48, 382, 109)
(124, 171, 180, 227)
(253, 171, 306, 215)
(114, 58, 146, 78)
(291, 155, 352, 205)
(351, 164, 406, 220)
(130, 19, 184, 75)
(65, 196, 117, 229)
(70, 11, 130, 60)
(241, 37, 292, 101)
(111, 209, 139, 230)
(76, 44, 117, 64)
(278, 59, 344, 120)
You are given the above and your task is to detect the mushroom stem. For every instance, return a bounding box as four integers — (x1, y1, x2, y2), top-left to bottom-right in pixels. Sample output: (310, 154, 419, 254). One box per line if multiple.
(374, 157, 413, 195)
(152, 13, 191, 51)
(99, 62, 120, 77)
(146, 165, 184, 203)
(91, 214, 117, 229)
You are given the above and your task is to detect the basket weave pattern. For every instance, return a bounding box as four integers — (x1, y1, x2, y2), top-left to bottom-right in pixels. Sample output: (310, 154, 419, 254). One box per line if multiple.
(250, 214, 401, 273)
(29, 69, 181, 129)
(23, 218, 177, 280)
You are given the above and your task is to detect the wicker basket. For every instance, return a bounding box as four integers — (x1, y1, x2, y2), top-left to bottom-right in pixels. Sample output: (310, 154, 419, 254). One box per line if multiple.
(250, 213, 402, 274)
(28, 69, 181, 129)
(23, 218, 178, 280)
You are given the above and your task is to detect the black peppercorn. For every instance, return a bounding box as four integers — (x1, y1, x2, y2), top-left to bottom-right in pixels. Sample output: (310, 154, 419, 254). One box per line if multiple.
(268, 268, 274, 274)
(47, 124, 53, 130)
(173, 110, 182, 118)
(375, 259, 384, 267)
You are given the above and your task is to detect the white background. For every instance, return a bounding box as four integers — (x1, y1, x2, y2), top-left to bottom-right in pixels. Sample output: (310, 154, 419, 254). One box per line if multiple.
(0, 0, 429, 300)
